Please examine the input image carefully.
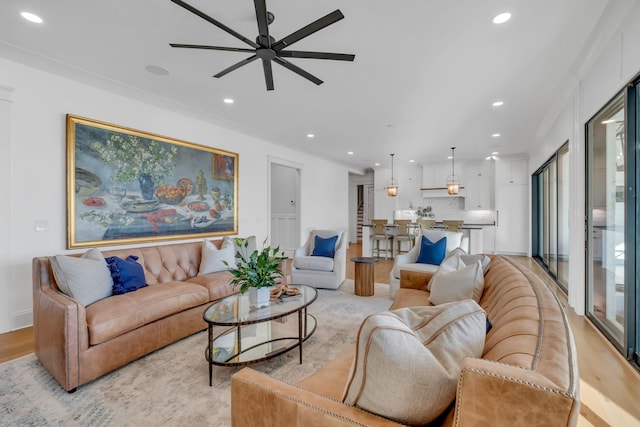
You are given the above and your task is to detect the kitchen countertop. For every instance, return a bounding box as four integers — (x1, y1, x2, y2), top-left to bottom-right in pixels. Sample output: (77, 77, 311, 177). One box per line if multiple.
(364, 222, 495, 230)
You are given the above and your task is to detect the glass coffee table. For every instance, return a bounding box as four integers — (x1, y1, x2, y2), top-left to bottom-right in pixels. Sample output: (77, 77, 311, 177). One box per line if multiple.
(203, 285, 317, 386)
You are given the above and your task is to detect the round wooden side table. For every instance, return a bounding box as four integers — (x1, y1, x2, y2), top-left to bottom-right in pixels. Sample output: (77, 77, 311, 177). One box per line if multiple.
(351, 256, 379, 296)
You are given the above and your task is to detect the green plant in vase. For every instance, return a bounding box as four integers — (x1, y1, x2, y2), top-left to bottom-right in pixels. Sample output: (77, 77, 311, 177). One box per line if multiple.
(415, 205, 435, 218)
(224, 238, 286, 308)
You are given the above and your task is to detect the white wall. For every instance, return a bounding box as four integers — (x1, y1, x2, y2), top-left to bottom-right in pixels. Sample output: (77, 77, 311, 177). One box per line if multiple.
(0, 57, 349, 333)
(527, 0, 640, 314)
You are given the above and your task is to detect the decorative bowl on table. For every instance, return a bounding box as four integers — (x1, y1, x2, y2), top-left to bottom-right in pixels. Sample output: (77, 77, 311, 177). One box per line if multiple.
(154, 185, 185, 205)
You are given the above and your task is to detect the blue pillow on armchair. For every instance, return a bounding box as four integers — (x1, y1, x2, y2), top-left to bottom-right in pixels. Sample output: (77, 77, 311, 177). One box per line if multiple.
(311, 235, 338, 258)
(105, 255, 148, 295)
(416, 236, 447, 265)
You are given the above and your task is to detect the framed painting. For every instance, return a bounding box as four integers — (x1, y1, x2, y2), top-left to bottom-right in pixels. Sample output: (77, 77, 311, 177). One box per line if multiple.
(66, 114, 238, 249)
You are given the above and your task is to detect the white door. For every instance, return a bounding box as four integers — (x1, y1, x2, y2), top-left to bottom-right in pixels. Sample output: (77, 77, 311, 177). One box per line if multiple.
(495, 183, 528, 255)
(269, 162, 300, 256)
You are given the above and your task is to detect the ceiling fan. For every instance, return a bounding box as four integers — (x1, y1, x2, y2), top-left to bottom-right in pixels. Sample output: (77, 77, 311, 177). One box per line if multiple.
(169, 0, 356, 91)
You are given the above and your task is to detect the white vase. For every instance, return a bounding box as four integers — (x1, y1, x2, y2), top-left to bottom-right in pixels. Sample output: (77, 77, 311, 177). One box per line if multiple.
(249, 287, 271, 308)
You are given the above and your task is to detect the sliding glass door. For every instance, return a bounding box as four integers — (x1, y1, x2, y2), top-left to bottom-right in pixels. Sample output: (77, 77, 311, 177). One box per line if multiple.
(586, 92, 626, 349)
(532, 143, 569, 292)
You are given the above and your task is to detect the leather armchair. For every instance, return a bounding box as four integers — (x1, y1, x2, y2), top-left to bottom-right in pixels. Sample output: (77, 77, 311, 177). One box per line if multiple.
(290, 229, 347, 289)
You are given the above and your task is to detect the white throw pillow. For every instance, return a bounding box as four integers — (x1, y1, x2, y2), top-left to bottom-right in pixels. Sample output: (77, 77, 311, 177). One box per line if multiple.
(438, 247, 468, 271)
(429, 260, 484, 305)
(199, 239, 236, 275)
(461, 253, 490, 271)
(342, 301, 486, 425)
(50, 248, 113, 306)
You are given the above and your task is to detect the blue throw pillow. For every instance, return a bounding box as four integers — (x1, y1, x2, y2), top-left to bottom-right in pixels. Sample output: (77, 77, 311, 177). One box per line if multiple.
(105, 255, 147, 295)
(415, 236, 447, 265)
(311, 235, 338, 258)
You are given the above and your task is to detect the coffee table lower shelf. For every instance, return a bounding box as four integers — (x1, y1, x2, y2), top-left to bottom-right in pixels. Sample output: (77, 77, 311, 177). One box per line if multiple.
(205, 313, 317, 384)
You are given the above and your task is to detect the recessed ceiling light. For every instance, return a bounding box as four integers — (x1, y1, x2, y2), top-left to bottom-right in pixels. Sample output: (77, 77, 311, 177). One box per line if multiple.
(223, 98, 234, 104)
(492, 101, 504, 107)
(347, 151, 354, 155)
(306, 133, 315, 138)
(492, 151, 499, 155)
(21, 11, 43, 24)
(447, 156, 453, 160)
(493, 12, 511, 24)
(409, 159, 415, 163)
(492, 133, 501, 138)
(374, 163, 381, 166)
(145, 65, 169, 76)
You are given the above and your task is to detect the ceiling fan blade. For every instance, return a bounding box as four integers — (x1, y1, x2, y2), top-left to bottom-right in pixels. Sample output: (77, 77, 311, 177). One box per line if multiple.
(170, 43, 255, 53)
(253, 0, 271, 47)
(214, 55, 258, 78)
(261, 59, 274, 91)
(272, 9, 344, 51)
(277, 50, 355, 61)
(171, 0, 259, 49)
(273, 57, 323, 85)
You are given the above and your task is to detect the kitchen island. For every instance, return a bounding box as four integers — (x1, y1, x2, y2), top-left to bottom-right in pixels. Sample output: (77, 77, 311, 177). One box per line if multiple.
(361, 222, 494, 257)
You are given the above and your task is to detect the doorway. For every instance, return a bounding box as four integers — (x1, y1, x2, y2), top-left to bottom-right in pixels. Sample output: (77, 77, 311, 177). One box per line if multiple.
(268, 158, 301, 257)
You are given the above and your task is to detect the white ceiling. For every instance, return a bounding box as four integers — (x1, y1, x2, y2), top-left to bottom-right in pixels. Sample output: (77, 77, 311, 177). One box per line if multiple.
(0, 0, 610, 171)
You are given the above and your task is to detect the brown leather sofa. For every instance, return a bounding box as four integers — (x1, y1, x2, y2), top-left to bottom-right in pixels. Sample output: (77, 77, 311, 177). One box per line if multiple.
(32, 239, 237, 392)
(231, 255, 580, 426)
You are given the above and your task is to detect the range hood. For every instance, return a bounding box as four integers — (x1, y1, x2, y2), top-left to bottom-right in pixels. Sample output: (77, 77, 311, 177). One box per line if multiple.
(421, 187, 466, 198)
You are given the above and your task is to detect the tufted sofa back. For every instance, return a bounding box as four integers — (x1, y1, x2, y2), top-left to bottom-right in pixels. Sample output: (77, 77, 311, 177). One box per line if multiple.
(99, 239, 222, 285)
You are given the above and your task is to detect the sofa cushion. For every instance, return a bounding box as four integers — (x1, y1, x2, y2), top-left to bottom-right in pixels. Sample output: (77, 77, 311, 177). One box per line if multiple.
(186, 270, 236, 301)
(441, 247, 491, 273)
(308, 229, 342, 255)
(311, 234, 338, 258)
(199, 239, 236, 274)
(342, 301, 486, 425)
(85, 281, 209, 345)
(50, 248, 113, 306)
(105, 255, 148, 295)
(293, 255, 334, 272)
(421, 229, 463, 255)
(416, 236, 446, 265)
(429, 260, 484, 305)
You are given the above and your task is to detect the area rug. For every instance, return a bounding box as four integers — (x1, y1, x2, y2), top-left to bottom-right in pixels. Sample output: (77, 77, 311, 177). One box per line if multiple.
(0, 280, 391, 426)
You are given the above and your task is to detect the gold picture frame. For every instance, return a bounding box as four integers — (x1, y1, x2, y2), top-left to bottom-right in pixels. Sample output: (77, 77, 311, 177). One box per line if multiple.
(66, 114, 238, 248)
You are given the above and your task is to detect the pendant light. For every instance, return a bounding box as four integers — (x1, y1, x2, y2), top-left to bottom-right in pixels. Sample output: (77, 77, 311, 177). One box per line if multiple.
(387, 153, 398, 197)
(446, 147, 460, 195)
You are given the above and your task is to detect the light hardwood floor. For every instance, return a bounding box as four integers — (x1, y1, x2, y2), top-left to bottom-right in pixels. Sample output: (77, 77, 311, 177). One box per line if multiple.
(2, 242, 639, 426)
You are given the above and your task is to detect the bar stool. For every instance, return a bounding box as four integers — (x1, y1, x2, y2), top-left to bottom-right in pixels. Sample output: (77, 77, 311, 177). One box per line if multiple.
(371, 219, 393, 259)
(442, 220, 464, 232)
(393, 219, 413, 255)
(416, 218, 436, 233)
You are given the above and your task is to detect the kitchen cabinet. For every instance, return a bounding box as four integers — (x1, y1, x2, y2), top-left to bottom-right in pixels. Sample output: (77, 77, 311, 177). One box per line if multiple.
(464, 161, 494, 210)
(494, 156, 529, 255)
(482, 225, 495, 254)
(422, 162, 451, 189)
(495, 157, 528, 185)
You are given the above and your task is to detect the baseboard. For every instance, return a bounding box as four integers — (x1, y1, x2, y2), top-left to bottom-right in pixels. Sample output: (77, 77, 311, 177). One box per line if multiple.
(12, 309, 33, 331)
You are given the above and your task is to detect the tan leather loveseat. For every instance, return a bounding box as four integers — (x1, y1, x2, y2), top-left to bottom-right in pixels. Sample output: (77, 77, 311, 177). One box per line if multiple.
(32, 239, 238, 392)
(231, 256, 580, 426)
